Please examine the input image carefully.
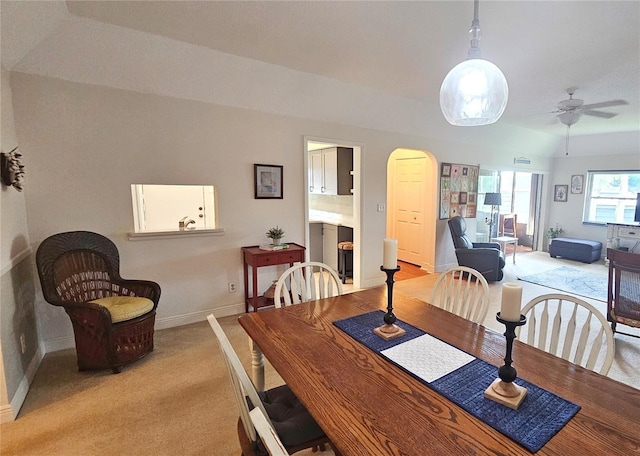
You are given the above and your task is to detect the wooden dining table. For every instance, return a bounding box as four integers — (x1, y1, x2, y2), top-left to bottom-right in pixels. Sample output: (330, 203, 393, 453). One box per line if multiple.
(238, 286, 640, 455)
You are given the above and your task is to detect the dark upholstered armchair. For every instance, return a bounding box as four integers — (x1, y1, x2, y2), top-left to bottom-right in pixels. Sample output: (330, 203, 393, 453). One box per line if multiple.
(447, 216, 505, 282)
(36, 231, 161, 373)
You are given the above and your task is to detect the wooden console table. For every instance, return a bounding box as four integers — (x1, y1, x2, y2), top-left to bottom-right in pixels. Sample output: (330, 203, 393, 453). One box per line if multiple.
(242, 243, 306, 312)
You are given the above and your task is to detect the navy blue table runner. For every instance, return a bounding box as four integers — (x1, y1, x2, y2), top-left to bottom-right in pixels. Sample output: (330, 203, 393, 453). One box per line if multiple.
(333, 310, 580, 453)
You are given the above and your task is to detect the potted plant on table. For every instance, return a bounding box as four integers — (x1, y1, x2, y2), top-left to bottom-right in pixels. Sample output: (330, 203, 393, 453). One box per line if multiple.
(266, 226, 285, 245)
(546, 224, 564, 250)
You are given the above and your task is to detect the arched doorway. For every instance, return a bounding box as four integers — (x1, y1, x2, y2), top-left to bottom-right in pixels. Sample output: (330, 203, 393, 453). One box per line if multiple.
(386, 149, 438, 273)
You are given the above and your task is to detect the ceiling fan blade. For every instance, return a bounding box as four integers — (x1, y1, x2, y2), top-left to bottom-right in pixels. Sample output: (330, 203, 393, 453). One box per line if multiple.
(581, 99, 628, 110)
(583, 110, 618, 118)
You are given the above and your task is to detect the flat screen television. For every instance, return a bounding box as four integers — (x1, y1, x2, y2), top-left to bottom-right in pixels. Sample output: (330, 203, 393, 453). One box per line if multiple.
(635, 193, 640, 222)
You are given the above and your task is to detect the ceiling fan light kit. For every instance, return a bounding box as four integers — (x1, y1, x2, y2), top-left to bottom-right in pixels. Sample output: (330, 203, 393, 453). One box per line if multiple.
(552, 88, 628, 155)
(440, 0, 508, 126)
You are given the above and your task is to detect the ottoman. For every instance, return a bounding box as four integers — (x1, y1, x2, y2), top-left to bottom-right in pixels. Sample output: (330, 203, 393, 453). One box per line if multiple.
(549, 237, 602, 263)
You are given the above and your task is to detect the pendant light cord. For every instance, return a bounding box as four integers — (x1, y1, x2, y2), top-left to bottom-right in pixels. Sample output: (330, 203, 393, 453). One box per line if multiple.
(468, 0, 482, 59)
(565, 125, 571, 155)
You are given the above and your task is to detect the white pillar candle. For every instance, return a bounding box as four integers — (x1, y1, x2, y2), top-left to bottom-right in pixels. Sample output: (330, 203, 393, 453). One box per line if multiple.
(382, 239, 398, 270)
(501, 283, 523, 322)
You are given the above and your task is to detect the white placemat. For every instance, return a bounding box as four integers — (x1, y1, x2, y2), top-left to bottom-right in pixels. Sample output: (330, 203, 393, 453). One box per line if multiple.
(381, 333, 475, 383)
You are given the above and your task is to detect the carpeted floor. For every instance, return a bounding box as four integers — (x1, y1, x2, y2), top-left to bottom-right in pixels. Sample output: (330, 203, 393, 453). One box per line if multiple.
(1, 251, 638, 455)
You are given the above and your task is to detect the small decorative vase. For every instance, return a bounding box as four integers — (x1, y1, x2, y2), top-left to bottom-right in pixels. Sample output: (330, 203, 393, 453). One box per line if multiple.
(272, 238, 281, 246)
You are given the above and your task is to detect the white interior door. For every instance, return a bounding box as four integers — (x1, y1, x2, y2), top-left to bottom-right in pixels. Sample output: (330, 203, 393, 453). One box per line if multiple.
(139, 185, 209, 230)
(392, 157, 426, 265)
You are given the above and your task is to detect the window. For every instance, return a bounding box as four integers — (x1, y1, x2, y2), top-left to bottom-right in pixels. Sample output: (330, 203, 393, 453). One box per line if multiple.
(583, 170, 640, 224)
(131, 184, 217, 233)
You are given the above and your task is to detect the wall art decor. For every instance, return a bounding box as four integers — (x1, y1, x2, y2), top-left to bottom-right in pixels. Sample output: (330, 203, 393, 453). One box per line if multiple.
(254, 164, 283, 199)
(554, 184, 568, 202)
(570, 174, 584, 194)
(439, 162, 479, 219)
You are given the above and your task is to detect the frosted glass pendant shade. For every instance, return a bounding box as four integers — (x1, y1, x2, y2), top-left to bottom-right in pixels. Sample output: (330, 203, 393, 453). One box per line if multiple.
(440, 58, 509, 126)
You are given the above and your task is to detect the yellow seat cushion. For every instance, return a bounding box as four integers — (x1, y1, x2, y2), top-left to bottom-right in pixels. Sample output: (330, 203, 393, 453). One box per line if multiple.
(89, 296, 154, 323)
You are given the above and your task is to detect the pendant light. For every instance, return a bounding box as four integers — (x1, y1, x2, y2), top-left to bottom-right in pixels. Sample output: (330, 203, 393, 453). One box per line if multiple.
(440, 0, 508, 126)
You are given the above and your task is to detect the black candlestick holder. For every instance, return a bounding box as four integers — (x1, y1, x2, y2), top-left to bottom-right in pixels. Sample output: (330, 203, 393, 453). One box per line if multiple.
(484, 312, 528, 409)
(373, 266, 406, 340)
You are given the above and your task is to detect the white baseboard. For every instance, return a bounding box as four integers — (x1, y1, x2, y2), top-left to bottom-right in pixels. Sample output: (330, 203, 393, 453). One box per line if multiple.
(2, 345, 44, 423)
(154, 303, 245, 330)
(43, 302, 247, 352)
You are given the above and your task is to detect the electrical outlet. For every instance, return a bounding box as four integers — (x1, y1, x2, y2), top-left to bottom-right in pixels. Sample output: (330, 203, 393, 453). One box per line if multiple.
(20, 333, 26, 354)
(228, 282, 237, 293)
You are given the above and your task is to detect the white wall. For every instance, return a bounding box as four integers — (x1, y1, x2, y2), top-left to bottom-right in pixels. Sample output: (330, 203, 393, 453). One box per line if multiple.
(8, 72, 563, 347)
(546, 151, 640, 248)
(1, 67, 39, 422)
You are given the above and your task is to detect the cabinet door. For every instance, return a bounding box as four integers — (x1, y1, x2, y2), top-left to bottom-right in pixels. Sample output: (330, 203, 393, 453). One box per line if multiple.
(323, 224, 338, 270)
(322, 148, 338, 195)
(309, 151, 323, 194)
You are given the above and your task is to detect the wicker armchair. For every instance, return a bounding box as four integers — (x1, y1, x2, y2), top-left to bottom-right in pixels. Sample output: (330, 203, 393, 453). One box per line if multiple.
(36, 231, 161, 373)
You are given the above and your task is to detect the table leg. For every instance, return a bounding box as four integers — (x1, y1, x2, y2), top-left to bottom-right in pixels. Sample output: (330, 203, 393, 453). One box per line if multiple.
(251, 264, 259, 312)
(512, 240, 517, 264)
(243, 261, 249, 313)
(249, 338, 265, 392)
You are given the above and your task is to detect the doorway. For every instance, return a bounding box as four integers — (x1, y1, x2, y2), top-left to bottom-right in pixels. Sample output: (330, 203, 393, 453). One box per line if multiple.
(304, 137, 362, 290)
(386, 149, 438, 273)
(476, 170, 544, 252)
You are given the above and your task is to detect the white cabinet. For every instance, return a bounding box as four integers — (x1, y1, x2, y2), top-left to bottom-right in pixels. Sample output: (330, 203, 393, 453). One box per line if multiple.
(323, 223, 338, 270)
(308, 147, 353, 195)
(606, 223, 640, 259)
(309, 151, 324, 194)
(309, 223, 324, 262)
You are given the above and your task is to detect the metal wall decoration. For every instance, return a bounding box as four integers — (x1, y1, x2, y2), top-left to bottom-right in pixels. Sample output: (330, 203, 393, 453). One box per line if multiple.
(1, 147, 25, 191)
(439, 162, 479, 219)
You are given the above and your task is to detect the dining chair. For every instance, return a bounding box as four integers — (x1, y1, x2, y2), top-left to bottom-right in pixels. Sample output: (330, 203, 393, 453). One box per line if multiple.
(607, 248, 640, 338)
(36, 231, 161, 373)
(517, 293, 615, 375)
(430, 266, 490, 324)
(273, 261, 343, 307)
(206, 314, 330, 455)
(499, 213, 517, 238)
(249, 408, 289, 456)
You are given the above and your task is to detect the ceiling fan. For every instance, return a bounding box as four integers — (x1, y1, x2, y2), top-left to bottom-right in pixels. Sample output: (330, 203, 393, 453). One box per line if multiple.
(553, 87, 628, 154)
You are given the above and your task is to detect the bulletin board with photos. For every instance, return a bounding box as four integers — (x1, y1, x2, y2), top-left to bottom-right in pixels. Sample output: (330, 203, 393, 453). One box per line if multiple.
(439, 162, 480, 220)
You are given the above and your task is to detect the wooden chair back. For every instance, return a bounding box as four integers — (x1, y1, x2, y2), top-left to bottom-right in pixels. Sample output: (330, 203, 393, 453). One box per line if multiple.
(607, 248, 640, 337)
(249, 408, 290, 456)
(500, 213, 517, 237)
(429, 266, 490, 324)
(206, 314, 269, 448)
(517, 293, 615, 375)
(274, 262, 343, 307)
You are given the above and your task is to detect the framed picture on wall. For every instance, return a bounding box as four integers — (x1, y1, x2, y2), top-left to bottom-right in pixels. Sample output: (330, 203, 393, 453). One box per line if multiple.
(554, 184, 568, 202)
(254, 164, 283, 199)
(570, 174, 584, 194)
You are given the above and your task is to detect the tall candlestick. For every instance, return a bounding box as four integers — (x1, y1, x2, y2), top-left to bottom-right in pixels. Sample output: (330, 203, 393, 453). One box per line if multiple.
(383, 239, 398, 270)
(500, 283, 522, 322)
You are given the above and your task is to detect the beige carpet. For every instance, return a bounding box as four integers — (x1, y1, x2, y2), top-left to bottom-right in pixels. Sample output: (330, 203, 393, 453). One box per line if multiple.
(1, 251, 638, 455)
